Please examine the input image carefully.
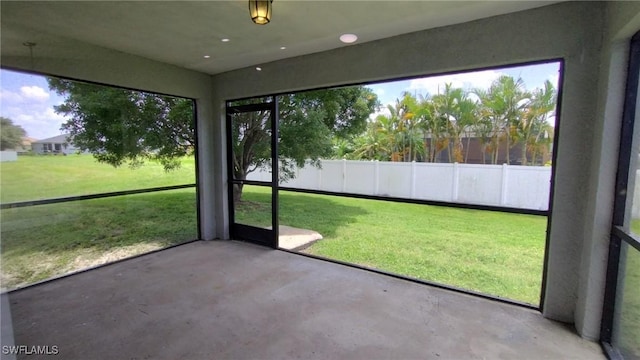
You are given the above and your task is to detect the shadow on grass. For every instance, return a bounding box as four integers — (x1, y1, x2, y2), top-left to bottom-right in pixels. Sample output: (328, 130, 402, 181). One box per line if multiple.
(1, 189, 198, 288)
(237, 189, 369, 238)
(279, 191, 369, 238)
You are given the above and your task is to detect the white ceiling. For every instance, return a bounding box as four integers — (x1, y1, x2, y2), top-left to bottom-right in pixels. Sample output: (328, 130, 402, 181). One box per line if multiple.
(1, 1, 561, 75)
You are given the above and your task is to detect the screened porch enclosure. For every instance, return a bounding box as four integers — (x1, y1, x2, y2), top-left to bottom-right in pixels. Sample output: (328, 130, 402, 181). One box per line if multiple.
(1, 1, 639, 358)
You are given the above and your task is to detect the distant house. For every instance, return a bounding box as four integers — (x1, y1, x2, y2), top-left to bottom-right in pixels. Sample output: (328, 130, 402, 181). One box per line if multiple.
(16, 136, 37, 154)
(3, 136, 36, 154)
(424, 133, 552, 166)
(31, 134, 82, 155)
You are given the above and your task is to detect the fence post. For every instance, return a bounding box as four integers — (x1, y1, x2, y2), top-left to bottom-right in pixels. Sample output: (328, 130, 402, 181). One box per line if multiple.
(411, 161, 416, 198)
(501, 163, 508, 206)
(342, 159, 347, 192)
(452, 162, 459, 201)
(374, 160, 379, 195)
(318, 160, 323, 190)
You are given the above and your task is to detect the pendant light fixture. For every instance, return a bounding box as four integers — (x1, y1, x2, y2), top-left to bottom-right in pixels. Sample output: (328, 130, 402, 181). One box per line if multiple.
(249, 0, 272, 25)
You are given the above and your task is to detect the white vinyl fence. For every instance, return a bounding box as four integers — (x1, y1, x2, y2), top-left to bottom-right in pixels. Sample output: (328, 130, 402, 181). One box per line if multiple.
(0, 151, 17, 162)
(247, 160, 552, 211)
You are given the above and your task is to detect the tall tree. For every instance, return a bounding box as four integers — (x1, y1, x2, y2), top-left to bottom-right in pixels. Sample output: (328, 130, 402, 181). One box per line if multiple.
(49, 78, 195, 170)
(397, 92, 426, 162)
(0, 117, 27, 151)
(474, 76, 529, 164)
(430, 84, 477, 163)
(366, 93, 424, 162)
(469, 107, 494, 164)
(50, 78, 378, 203)
(226, 88, 379, 202)
(352, 119, 392, 161)
(412, 93, 449, 163)
(517, 80, 556, 165)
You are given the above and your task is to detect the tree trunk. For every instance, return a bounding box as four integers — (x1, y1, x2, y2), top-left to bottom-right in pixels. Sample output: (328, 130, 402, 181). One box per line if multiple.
(464, 136, 471, 163)
(531, 148, 538, 165)
(233, 183, 244, 204)
(520, 141, 528, 166)
(505, 131, 510, 165)
(453, 137, 463, 163)
(430, 144, 435, 163)
(233, 168, 246, 204)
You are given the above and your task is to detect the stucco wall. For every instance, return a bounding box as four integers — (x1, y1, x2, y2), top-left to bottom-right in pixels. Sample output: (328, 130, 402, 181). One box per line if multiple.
(573, 1, 640, 341)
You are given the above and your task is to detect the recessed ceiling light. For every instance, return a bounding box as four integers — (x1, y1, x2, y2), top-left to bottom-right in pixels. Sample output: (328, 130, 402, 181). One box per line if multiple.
(280, 46, 286, 50)
(256, 67, 262, 71)
(221, 38, 230, 42)
(203, 55, 210, 58)
(339, 33, 358, 44)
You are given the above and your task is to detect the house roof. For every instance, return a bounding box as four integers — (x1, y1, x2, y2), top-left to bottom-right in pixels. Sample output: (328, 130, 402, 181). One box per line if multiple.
(21, 137, 37, 146)
(32, 134, 71, 144)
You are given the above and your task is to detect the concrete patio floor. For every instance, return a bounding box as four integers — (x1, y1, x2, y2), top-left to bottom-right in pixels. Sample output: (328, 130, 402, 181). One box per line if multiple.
(2, 240, 603, 359)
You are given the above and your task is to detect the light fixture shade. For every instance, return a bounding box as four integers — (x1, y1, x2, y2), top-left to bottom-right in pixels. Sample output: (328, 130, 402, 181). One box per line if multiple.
(249, 0, 272, 25)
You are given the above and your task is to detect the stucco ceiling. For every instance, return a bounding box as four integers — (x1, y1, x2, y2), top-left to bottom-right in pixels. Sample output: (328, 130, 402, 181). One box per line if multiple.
(1, 1, 561, 75)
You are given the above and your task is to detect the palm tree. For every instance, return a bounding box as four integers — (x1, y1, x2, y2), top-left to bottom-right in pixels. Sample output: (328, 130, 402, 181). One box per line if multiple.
(369, 93, 425, 162)
(396, 92, 426, 162)
(412, 93, 449, 163)
(474, 76, 529, 164)
(430, 83, 478, 163)
(353, 119, 392, 160)
(517, 80, 556, 165)
(332, 137, 356, 159)
(374, 109, 401, 160)
(529, 124, 554, 165)
(461, 99, 480, 163)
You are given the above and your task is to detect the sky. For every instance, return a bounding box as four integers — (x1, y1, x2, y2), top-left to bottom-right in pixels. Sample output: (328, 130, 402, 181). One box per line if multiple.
(366, 61, 561, 122)
(0, 61, 560, 140)
(0, 70, 68, 140)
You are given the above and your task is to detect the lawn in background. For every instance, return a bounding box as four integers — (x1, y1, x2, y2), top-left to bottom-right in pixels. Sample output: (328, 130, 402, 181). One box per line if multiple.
(2, 155, 547, 305)
(0, 154, 195, 203)
(1, 155, 197, 290)
(238, 186, 547, 305)
(1, 188, 197, 290)
(619, 223, 640, 358)
(616, 242, 640, 358)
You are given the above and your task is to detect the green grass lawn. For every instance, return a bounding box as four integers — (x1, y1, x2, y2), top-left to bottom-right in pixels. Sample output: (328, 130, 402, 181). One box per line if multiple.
(1, 155, 635, 344)
(238, 186, 547, 305)
(1, 155, 197, 290)
(2, 156, 546, 305)
(1, 188, 197, 289)
(616, 242, 640, 358)
(0, 154, 195, 203)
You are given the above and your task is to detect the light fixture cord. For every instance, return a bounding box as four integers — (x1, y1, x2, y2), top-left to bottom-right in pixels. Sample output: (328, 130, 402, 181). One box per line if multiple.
(29, 45, 34, 69)
(23, 42, 36, 70)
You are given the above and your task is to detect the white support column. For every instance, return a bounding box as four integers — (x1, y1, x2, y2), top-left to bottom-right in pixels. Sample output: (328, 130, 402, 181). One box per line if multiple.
(210, 94, 229, 240)
(195, 91, 221, 240)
